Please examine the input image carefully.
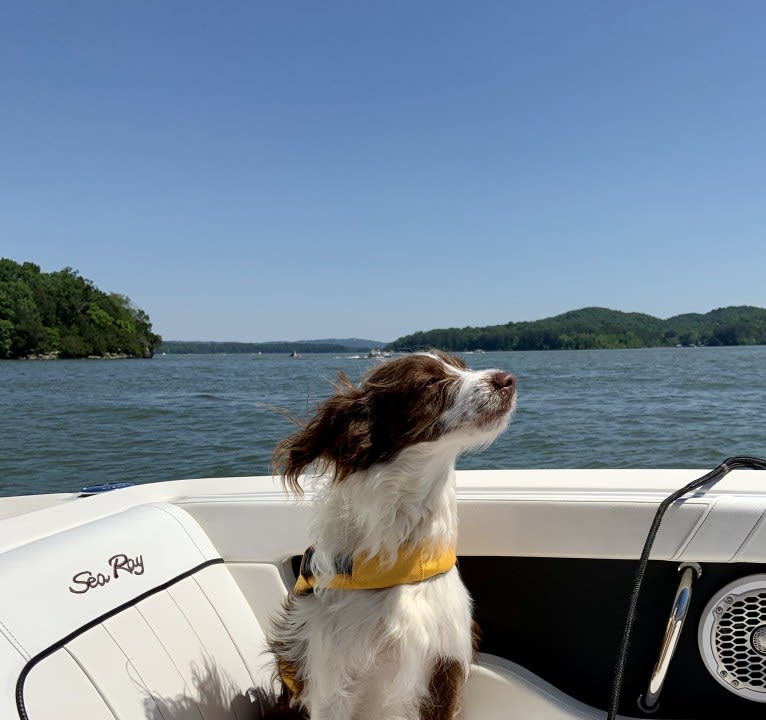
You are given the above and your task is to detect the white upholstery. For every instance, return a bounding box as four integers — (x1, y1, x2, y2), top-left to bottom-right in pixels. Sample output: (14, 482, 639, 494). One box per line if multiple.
(0, 503, 276, 720)
(466, 654, 651, 720)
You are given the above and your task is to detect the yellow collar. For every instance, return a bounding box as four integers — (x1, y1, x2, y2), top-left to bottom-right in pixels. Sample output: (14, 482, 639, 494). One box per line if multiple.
(293, 542, 457, 596)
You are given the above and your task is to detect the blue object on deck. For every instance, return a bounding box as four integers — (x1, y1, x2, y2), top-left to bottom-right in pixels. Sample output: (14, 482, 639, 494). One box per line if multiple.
(79, 482, 135, 496)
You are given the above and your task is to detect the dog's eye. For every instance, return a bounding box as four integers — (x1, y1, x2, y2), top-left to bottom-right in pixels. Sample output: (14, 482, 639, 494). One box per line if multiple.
(424, 377, 440, 388)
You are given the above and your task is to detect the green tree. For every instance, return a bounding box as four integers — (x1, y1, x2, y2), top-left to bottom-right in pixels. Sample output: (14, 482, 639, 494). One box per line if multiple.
(0, 258, 162, 359)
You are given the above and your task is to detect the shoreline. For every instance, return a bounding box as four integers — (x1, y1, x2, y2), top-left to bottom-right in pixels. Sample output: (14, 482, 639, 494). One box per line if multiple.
(17, 352, 149, 361)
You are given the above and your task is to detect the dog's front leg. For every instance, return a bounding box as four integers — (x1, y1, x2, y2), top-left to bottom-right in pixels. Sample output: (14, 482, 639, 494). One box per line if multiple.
(309, 695, 359, 720)
(420, 658, 465, 720)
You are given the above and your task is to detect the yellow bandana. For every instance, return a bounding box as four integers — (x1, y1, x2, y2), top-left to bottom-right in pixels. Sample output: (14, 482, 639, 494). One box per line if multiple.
(293, 542, 457, 596)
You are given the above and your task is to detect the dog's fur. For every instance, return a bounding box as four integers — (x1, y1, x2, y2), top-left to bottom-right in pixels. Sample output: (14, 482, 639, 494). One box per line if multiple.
(269, 351, 516, 720)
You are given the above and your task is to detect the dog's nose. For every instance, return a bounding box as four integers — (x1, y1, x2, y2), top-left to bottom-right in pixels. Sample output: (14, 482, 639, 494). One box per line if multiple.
(490, 372, 515, 391)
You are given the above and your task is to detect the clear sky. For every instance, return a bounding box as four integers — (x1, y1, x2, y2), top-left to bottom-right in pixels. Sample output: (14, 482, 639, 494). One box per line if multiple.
(2, 1, 765, 342)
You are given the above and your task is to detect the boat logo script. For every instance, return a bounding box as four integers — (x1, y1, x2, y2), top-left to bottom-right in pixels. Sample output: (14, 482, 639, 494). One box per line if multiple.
(68, 553, 145, 595)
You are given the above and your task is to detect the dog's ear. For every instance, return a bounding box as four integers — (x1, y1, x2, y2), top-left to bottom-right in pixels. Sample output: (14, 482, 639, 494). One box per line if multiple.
(272, 372, 372, 496)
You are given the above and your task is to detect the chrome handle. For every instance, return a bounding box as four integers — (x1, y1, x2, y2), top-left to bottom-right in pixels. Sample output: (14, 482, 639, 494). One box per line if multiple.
(639, 562, 701, 713)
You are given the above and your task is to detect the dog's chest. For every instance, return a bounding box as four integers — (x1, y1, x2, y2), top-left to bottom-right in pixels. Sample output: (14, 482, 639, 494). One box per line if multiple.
(310, 566, 474, 664)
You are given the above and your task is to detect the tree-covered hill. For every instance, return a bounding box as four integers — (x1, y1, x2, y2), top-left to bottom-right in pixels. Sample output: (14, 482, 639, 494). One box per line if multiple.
(160, 340, 371, 354)
(0, 259, 161, 359)
(158, 338, 386, 354)
(388, 306, 766, 352)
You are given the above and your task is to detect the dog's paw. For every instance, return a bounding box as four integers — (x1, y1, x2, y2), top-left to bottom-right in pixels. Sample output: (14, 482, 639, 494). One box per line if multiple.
(245, 687, 308, 719)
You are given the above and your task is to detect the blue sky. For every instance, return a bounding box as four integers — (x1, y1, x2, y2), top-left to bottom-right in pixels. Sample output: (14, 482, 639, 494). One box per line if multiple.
(2, 1, 765, 342)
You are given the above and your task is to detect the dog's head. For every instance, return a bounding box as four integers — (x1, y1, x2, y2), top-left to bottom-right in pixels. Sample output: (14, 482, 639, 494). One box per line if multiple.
(273, 350, 516, 494)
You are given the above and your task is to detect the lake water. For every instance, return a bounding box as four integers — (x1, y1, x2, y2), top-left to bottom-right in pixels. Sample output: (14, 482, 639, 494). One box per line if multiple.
(1, 347, 765, 497)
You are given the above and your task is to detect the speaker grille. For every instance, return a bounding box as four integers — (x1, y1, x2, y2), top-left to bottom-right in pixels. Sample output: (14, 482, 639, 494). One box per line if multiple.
(700, 575, 766, 702)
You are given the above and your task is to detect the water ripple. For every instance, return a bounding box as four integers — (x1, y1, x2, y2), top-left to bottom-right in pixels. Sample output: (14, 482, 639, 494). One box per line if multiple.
(1, 347, 765, 495)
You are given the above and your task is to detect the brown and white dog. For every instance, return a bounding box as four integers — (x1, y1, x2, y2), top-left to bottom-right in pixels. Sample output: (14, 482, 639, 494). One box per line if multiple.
(269, 351, 516, 720)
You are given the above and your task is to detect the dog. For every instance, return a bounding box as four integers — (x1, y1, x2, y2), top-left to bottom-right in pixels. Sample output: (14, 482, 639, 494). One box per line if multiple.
(269, 350, 516, 720)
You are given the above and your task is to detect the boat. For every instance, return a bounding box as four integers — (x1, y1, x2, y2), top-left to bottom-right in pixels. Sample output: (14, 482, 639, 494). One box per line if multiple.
(3, 466, 766, 719)
(367, 348, 392, 358)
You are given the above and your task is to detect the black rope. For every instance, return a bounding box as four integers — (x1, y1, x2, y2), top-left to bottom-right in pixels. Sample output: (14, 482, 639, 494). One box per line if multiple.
(607, 456, 766, 719)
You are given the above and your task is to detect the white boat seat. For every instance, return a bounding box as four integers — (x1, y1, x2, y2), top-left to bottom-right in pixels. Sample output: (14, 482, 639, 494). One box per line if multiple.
(0, 502, 275, 720)
(465, 653, 643, 720)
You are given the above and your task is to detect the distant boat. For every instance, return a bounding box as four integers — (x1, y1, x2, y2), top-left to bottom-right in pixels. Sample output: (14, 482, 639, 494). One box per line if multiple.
(289, 351, 301, 358)
(368, 348, 392, 358)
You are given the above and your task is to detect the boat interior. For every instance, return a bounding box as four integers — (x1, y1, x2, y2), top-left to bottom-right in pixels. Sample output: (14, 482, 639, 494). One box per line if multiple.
(2, 468, 766, 719)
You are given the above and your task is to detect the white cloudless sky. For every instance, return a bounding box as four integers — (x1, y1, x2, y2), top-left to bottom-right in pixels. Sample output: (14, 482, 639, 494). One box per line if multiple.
(2, 1, 765, 342)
